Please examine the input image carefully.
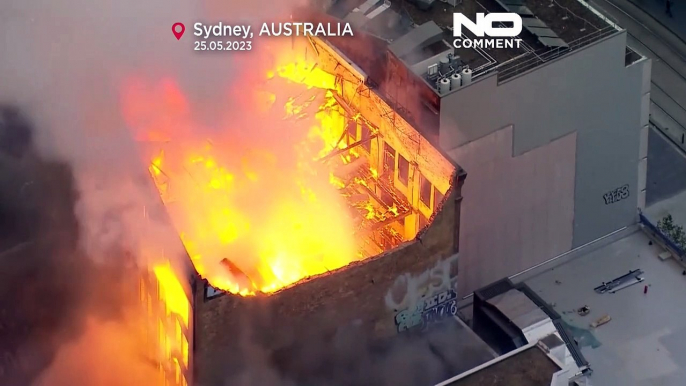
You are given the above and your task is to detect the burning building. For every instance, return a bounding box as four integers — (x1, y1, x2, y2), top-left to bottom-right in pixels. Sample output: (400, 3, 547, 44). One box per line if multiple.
(180, 0, 648, 379)
(186, 36, 466, 384)
(119, 27, 466, 385)
(117, 0, 648, 383)
(0, 0, 653, 383)
(134, 261, 194, 386)
(0, 105, 195, 386)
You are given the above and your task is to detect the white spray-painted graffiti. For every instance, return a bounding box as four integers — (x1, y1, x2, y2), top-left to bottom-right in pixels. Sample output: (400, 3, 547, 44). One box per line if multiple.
(384, 254, 459, 333)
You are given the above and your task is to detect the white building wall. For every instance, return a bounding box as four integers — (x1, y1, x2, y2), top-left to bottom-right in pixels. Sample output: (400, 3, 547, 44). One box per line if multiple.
(446, 127, 576, 295)
(439, 31, 650, 294)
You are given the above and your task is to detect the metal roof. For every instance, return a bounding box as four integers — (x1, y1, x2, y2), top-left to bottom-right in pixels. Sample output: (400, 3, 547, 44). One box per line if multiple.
(486, 289, 550, 332)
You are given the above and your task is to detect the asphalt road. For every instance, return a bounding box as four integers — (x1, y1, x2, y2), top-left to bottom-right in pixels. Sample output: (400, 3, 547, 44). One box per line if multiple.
(627, 0, 686, 42)
(591, 0, 686, 152)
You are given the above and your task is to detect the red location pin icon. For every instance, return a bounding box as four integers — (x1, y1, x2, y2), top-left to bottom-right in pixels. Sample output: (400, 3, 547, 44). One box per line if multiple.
(172, 23, 185, 40)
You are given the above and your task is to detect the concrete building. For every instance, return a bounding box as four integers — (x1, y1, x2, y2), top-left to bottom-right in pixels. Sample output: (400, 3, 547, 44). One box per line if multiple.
(322, 0, 651, 294)
(432, 279, 593, 386)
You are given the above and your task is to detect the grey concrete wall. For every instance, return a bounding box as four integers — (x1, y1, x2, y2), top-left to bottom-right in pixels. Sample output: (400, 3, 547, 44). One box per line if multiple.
(439, 31, 650, 294)
(446, 128, 576, 295)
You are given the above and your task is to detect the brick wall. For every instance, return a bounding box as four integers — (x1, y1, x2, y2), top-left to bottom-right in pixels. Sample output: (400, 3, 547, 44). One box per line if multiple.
(193, 171, 465, 386)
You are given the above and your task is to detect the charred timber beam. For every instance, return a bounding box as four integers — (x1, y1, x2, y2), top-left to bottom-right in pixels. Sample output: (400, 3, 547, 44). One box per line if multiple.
(330, 91, 375, 129)
(357, 181, 386, 209)
(355, 179, 409, 217)
(370, 209, 413, 231)
(319, 134, 378, 162)
(332, 121, 350, 150)
(307, 36, 319, 56)
(329, 91, 356, 117)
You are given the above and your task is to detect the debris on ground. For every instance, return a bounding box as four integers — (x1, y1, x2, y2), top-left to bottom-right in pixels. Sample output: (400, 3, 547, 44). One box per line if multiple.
(590, 315, 611, 328)
(577, 306, 590, 316)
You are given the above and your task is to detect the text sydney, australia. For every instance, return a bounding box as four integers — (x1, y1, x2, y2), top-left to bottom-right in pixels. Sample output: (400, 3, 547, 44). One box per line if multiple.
(193, 22, 354, 39)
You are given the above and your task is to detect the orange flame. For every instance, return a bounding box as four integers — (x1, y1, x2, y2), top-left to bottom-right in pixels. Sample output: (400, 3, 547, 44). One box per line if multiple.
(122, 47, 364, 296)
(153, 264, 189, 327)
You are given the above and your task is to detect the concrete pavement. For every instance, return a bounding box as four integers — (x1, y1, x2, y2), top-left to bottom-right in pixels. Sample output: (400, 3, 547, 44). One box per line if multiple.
(590, 0, 686, 153)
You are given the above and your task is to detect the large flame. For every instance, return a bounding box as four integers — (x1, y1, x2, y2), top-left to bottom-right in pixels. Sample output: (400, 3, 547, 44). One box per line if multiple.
(122, 46, 365, 296)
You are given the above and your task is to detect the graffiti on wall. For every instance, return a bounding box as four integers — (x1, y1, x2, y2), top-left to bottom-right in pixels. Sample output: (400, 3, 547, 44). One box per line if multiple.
(384, 254, 459, 333)
(603, 184, 629, 205)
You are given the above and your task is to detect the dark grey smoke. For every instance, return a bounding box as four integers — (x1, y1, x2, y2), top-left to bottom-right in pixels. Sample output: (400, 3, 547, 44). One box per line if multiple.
(0, 105, 129, 386)
(270, 324, 487, 386)
(212, 310, 495, 386)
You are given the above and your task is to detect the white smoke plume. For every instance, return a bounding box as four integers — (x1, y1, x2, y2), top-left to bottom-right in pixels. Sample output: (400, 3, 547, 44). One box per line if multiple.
(0, 0, 311, 265)
(0, 0, 309, 385)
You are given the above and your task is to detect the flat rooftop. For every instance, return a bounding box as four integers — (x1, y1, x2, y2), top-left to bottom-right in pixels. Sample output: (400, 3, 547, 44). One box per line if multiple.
(439, 345, 560, 386)
(524, 230, 686, 385)
(326, 0, 620, 86)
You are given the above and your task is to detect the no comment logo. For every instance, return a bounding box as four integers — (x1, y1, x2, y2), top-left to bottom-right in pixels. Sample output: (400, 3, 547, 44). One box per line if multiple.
(452, 13, 523, 49)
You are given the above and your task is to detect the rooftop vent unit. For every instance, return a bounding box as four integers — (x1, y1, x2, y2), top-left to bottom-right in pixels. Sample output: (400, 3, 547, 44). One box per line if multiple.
(438, 57, 450, 76)
(427, 53, 466, 93)
(427, 63, 439, 79)
(461, 67, 472, 85)
(438, 77, 451, 94)
(450, 73, 462, 89)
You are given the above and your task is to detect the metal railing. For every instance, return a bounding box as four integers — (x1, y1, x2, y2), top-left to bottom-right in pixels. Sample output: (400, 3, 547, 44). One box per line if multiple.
(474, 26, 620, 83)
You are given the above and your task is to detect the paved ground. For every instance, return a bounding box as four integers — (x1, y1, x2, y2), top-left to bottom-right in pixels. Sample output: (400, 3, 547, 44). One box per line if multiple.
(590, 0, 686, 152)
(646, 126, 686, 206)
(526, 230, 686, 386)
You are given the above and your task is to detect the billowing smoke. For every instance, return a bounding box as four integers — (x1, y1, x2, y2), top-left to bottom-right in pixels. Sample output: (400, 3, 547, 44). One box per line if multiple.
(1, 1, 486, 385)
(0, 106, 142, 384)
(0, 0, 308, 385)
(222, 317, 494, 386)
(0, 0, 311, 266)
